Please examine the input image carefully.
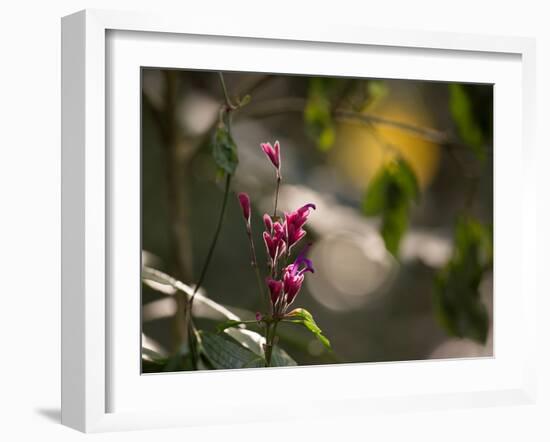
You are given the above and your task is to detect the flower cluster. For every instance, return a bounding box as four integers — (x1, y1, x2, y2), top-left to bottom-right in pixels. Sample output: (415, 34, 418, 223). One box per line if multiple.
(237, 140, 316, 318)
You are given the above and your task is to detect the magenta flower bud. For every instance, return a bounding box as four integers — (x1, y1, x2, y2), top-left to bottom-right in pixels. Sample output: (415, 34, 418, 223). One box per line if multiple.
(284, 203, 316, 249)
(263, 221, 286, 262)
(263, 213, 273, 232)
(267, 278, 283, 305)
(255, 312, 263, 322)
(261, 141, 281, 171)
(237, 192, 251, 223)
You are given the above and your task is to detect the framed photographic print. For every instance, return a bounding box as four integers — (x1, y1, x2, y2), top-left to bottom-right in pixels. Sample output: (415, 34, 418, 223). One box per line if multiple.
(61, 9, 537, 432)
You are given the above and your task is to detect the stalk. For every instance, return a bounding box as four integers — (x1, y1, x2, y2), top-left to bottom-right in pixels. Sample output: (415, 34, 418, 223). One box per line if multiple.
(273, 173, 281, 218)
(245, 225, 268, 310)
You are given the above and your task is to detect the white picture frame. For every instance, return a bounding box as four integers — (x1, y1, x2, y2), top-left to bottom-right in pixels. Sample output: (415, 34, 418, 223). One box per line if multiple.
(61, 9, 537, 433)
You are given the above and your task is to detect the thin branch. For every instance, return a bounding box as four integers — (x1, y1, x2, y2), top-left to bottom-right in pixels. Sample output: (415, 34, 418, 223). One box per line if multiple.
(190, 173, 232, 305)
(239, 97, 480, 154)
(218, 72, 236, 109)
(335, 109, 449, 145)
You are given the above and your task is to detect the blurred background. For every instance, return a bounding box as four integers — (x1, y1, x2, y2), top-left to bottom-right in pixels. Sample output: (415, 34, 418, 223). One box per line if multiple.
(141, 69, 493, 369)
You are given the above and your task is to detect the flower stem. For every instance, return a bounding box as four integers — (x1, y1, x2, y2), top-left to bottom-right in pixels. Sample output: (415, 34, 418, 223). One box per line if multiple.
(246, 226, 268, 310)
(264, 320, 279, 367)
(273, 174, 281, 218)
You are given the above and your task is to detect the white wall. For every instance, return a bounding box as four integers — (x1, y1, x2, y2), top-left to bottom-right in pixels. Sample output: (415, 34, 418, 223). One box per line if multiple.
(0, 1, 548, 440)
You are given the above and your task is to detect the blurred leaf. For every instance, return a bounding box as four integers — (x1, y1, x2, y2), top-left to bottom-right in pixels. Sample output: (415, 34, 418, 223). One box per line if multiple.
(361, 80, 388, 111)
(449, 84, 485, 162)
(362, 158, 419, 256)
(283, 308, 331, 350)
(200, 331, 264, 369)
(217, 319, 259, 332)
(200, 329, 298, 369)
(434, 216, 492, 343)
(237, 94, 251, 107)
(142, 265, 242, 322)
(304, 77, 337, 151)
(271, 346, 298, 367)
(211, 117, 238, 175)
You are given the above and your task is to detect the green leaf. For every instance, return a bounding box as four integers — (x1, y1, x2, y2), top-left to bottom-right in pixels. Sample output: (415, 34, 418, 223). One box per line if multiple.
(434, 217, 492, 344)
(304, 77, 336, 151)
(200, 330, 297, 368)
(283, 308, 331, 350)
(271, 345, 298, 367)
(199, 331, 264, 369)
(211, 119, 239, 175)
(449, 84, 485, 162)
(362, 158, 419, 256)
(224, 325, 297, 367)
(237, 94, 251, 107)
(216, 319, 259, 332)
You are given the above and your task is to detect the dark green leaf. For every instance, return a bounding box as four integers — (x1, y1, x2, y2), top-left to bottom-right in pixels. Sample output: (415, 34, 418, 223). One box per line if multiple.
(271, 345, 298, 367)
(449, 84, 485, 162)
(211, 120, 239, 175)
(304, 77, 336, 151)
(380, 202, 408, 256)
(283, 308, 331, 350)
(362, 168, 392, 215)
(199, 331, 264, 369)
(434, 217, 492, 343)
(362, 158, 419, 256)
(225, 327, 297, 367)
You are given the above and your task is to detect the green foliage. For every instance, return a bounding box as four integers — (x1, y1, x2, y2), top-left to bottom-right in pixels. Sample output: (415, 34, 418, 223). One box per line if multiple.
(434, 217, 493, 343)
(216, 319, 259, 332)
(270, 345, 298, 367)
(283, 308, 331, 350)
(305, 77, 336, 151)
(449, 84, 486, 162)
(362, 80, 388, 111)
(199, 330, 297, 369)
(304, 78, 390, 151)
(362, 158, 419, 256)
(211, 115, 239, 175)
(200, 331, 264, 369)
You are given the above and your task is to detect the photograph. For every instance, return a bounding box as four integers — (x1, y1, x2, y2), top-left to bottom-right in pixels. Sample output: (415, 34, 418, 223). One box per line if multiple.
(140, 69, 494, 372)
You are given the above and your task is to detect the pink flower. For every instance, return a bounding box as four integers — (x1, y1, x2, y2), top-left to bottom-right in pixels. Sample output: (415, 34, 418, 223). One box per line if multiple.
(282, 247, 315, 305)
(237, 192, 251, 223)
(263, 213, 273, 232)
(255, 312, 263, 322)
(267, 278, 283, 305)
(263, 221, 286, 262)
(284, 203, 316, 249)
(261, 141, 281, 171)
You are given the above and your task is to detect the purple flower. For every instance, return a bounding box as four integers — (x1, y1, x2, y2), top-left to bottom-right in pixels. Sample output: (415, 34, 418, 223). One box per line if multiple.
(263, 221, 286, 262)
(237, 192, 251, 223)
(255, 312, 263, 322)
(282, 246, 315, 305)
(284, 203, 316, 249)
(261, 141, 281, 171)
(267, 278, 283, 305)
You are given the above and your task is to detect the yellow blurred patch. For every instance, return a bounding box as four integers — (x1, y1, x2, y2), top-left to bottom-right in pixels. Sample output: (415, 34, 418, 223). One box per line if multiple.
(331, 99, 441, 190)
